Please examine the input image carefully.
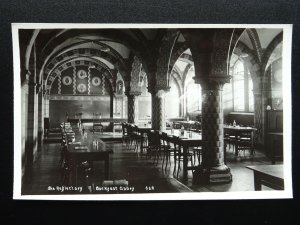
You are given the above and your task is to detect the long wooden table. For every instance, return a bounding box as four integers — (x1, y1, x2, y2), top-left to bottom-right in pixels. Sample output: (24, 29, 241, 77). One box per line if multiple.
(246, 165, 284, 191)
(68, 142, 113, 185)
(164, 129, 202, 182)
(67, 118, 127, 123)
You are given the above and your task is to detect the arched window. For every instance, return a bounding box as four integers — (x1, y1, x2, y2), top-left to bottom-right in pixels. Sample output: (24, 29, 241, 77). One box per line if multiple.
(227, 57, 254, 112)
(186, 81, 201, 113)
(165, 78, 180, 118)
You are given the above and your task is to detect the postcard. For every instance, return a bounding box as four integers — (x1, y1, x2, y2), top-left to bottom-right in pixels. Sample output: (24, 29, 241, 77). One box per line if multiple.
(12, 23, 293, 200)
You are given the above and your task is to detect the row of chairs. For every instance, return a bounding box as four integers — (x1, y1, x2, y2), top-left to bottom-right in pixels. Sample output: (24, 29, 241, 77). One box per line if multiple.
(121, 123, 202, 178)
(147, 131, 202, 177)
(224, 130, 255, 156)
(121, 123, 147, 152)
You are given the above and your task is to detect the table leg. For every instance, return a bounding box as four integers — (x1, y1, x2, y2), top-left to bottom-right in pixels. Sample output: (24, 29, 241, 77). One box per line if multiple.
(235, 140, 238, 156)
(140, 133, 143, 154)
(182, 146, 188, 183)
(254, 172, 262, 191)
(234, 131, 239, 156)
(104, 155, 109, 180)
(71, 162, 78, 186)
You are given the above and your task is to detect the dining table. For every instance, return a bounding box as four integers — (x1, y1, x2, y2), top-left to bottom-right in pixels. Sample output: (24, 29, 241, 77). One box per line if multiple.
(127, 123, 153, 153)
(223, 125, 257, 156)
(246, 164, 284, 190)
(164, 129, 202, 183)
(67, 140, 113, 185)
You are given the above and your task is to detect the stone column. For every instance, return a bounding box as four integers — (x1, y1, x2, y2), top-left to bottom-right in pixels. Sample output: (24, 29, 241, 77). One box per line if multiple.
(253, 90, 263, 145)
(151, 90, 166, 131)
(126, 92, 140, 124)
(25, 74, 38, 173)
(108, 93, 114, 131)
(127, 94, 135, 123)
(37, 88, 44, 151)
(193, 79, 232, 184)
(43, 91, 50, 118)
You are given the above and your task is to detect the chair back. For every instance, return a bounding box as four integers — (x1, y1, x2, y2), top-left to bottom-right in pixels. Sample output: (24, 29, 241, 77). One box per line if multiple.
(148, 130, 158, 147)
(171, 136, 182, 152)
(121, 123, 128, 135)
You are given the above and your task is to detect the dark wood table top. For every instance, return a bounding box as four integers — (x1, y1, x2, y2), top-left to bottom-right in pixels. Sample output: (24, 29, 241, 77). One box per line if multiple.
(224, 125, 257, 131)
(68, 142, 113, 154)
(246, 165, 284, 179)
(164, 129, 202, 146)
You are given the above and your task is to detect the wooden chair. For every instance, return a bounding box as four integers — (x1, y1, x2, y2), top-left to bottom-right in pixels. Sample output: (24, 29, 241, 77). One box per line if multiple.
(171, 136, 194, 178)
(237, 130, 255, 156)
(121, 123, 130, 148)
(160, 132, 177, 169)
(146, 130, 160, 160)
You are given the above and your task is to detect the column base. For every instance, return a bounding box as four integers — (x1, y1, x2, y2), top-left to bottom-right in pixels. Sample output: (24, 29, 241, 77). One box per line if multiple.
(192, 164, 232, 184)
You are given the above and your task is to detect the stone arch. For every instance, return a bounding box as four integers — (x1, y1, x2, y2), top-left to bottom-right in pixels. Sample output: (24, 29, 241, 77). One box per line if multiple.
(261, 32, 283, 74)
(128, 56, 143, 94)
(246, 29, 263, 62)
(38, 29, 150, 81)
(182, 63, 194, 88)
(233, 42, 261, 88)
(25, 30, 40, 72)
(155, 29, 181, 91)
(41, 47, 128, 85)
(170, 67, 183, 96)
(233, 41, 264, 144)
(168, 42, 189, 75)
(45, 59, 115, 93)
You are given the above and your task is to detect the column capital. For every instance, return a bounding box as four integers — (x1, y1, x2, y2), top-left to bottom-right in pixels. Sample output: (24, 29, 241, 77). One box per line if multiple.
(195, 76, 231, 90)
(125, 91, 142, 97)
(149, 87, 170, 96)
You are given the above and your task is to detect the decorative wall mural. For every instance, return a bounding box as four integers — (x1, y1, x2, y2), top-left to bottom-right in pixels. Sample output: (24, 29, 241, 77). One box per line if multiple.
(62, 76, 72, 85)
(92, 77, 101, 86)
(50, 65, 111, 96)
(77, 69, 88, 79)
(77, 83, 87, 93)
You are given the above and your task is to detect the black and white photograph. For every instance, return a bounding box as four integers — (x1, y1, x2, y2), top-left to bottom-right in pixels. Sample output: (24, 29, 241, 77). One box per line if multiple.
(12, 23, 292, 200)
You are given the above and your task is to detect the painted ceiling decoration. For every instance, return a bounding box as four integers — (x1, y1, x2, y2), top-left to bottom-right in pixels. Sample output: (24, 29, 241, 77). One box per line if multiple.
(20, 28, 283, 98)
(43, 48, 127, 83)
(50, 63, 111, 96)
(46, 59, 114, 93)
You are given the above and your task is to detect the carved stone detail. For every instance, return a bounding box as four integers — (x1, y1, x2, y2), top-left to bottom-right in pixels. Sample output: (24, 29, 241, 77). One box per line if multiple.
(130, 56, 143, 93)
(156, 30, 180, 91)
(193, 78, 232, 184)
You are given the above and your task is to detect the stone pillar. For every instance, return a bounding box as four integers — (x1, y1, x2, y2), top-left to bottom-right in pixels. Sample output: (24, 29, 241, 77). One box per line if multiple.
(151, 90, 166, 131)
(253, 90, 263, 145)
(110, 93, 114, 118)
(262, 68, 272, 146)
(37, 88, 44, 151)
(44, 93, 49, 118)
(108, 93, 114, 131)
(193, 79, 232, 184)
(127, 94, 135, 123)
(126, 93, 140, 124)
(25, 74, 38, 173)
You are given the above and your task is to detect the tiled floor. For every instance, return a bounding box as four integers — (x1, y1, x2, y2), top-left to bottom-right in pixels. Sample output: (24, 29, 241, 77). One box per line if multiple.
(22, 130, 280, 195)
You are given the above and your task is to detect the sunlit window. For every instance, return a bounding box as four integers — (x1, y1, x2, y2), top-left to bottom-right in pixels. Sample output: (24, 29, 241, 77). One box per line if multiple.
(186, 82, 201, 113)
(233, 60, 245, 111)
(231, 59, 254, 112)
(165, 80, 180, 118)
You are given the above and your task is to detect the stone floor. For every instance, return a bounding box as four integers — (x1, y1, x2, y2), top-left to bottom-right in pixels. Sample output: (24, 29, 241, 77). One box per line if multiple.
(22, 130, 281, 195)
